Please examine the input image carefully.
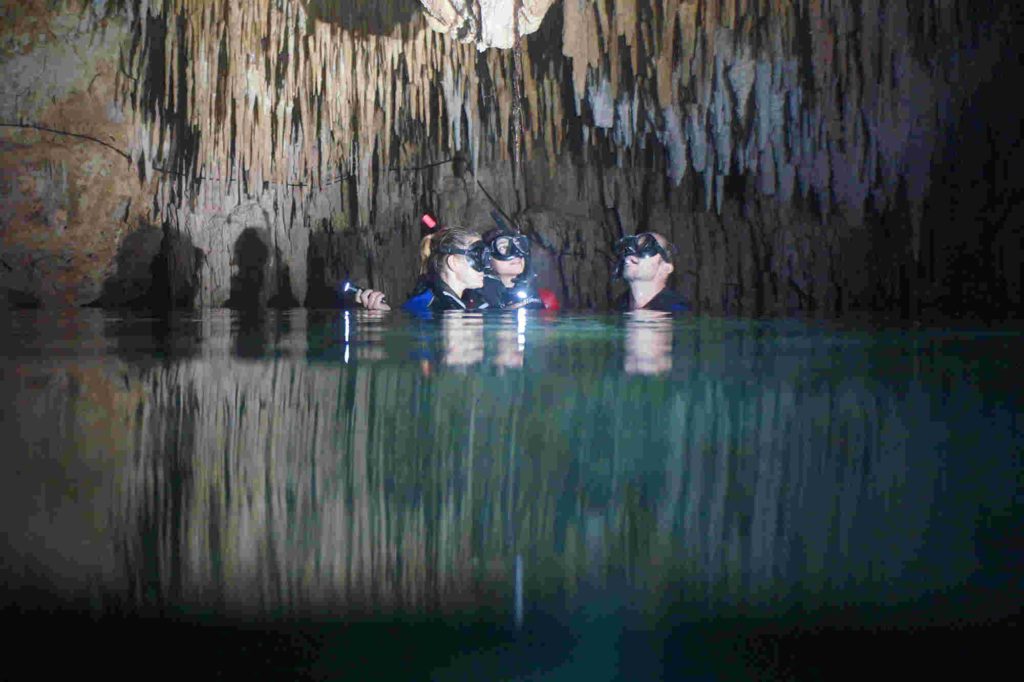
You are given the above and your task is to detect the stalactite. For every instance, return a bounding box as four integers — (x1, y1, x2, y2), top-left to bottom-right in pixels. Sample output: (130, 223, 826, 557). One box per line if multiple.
(419, 0, 558, 50)
(28, 0, 998, 313)
(117, 0, 982, 230)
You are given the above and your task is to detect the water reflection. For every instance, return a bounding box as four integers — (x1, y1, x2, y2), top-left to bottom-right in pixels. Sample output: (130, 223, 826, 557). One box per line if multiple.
(1, 310, 1020, 634)
(441, 312, 485, 366)
(492, 310, 526, 370)
(623, 311, 673, 375)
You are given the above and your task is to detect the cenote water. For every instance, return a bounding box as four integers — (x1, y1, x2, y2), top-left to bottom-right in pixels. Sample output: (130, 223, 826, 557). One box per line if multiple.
(1, 308, 1020, 679)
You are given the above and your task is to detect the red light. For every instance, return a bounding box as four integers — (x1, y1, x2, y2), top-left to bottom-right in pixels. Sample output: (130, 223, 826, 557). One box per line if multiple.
(421, 214, 437, 229)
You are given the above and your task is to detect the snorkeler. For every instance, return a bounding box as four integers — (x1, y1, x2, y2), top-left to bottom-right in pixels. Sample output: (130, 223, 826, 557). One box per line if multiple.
(402, 227, 491, 312)
(344, 226, 492, 313)
(613, 232, 689, 312)
(464, 227, 560, 311)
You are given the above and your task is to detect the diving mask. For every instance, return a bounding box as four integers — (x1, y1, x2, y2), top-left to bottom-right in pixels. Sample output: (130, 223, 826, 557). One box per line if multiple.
(613, 233, 676, 278)
(614, 233, 675, 262)
(487, 232, 530, 261)
(439, 241, 492, 273)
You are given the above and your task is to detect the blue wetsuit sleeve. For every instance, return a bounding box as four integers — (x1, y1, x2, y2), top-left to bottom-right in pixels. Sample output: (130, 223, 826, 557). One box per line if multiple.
(402, 289, 434, 313)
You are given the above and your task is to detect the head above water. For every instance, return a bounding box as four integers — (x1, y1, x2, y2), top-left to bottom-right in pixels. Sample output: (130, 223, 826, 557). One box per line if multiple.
(422, 227, 488, 293)
(483, 228, 530, 261)
(615, 232, 676, 284)
(482, 227, 530, 283)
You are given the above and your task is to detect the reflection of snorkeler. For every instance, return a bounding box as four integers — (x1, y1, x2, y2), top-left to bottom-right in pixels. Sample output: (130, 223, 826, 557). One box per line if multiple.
(623, 310, 673, 375)
(440, 312, 485, 366)
(492, 310, 527, 369)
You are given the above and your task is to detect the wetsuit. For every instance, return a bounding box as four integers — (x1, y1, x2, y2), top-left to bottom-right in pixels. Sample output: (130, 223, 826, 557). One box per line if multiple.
(464, 270, 565, 310)
(402, 276, 478, 313)
(464, 274, 546, 310)
(615, 287, 690, 312)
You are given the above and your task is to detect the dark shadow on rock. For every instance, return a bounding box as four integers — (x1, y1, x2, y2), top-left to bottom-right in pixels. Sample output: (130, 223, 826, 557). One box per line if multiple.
(304, 225, 369, 308)
(268, 262, 299, 309)
(3, 287, 41, 309)
(91, 225, 164, 308)
(304, 230, 342, 308)
(150, 226, 203, 310)
(302, 0, 421, 36)
(918, 18, 1024, 321)
(225, 228, 270, 311)
(91, 223, 202, 312)
(226, 227, 300, 311)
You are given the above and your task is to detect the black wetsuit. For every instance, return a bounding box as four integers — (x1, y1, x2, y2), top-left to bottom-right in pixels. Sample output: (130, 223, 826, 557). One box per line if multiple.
(464, 274, 545, 310)
(615, 287, 690, 312)
(402, 277, 472, 312)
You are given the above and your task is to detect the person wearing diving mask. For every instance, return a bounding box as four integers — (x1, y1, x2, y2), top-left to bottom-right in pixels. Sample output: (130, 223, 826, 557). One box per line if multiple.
(464, 228, 560, 310)
(402, 227, 492, 312)
(613, 232, 689, 312)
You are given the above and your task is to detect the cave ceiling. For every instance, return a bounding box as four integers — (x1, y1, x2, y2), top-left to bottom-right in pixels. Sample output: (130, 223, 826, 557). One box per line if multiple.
(114, 0, 991, 234)
(2, 1, 1018, 312)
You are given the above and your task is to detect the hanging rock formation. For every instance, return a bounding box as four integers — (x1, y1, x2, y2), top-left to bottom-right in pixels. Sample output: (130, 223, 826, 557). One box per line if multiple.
(419, 0, 558, 49)
(1, 1, 1020, 315)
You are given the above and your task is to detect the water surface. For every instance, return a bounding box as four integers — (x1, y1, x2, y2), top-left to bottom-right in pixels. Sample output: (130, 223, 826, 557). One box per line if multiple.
(1, 308, 1020, 679)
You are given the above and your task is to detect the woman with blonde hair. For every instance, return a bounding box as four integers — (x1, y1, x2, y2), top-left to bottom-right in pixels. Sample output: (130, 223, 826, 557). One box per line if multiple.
(402, 227, 491, 312)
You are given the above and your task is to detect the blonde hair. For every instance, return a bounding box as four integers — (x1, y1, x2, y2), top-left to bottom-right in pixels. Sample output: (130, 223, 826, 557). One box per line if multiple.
(419, 227, 481, 278)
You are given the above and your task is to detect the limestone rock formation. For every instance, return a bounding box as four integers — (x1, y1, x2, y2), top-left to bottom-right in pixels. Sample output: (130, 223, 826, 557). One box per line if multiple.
(419, 0, 558, 50)
(1, 1, 1020, 316)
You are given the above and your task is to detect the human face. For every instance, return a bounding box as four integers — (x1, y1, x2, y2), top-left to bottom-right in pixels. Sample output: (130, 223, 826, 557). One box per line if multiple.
(489, 233, 530, 260)
(446, 240, 487, 290)
(458, 253, 486, 289)
(615, 233, 674, 282)
(621, 251, 665, 282)
(490, 255, 525, 281)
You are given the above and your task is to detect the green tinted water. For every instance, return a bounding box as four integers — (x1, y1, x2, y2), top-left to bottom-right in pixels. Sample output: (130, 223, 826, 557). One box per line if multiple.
(1, 309, 1020, 678)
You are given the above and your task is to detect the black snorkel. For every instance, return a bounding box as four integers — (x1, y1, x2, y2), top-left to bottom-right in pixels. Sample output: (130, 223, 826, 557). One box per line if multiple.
(477, 180, 544, 306)
(483, 220, 540, 306)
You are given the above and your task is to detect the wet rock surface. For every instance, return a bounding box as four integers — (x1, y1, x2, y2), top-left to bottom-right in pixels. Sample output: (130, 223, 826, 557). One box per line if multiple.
(1, 1, 1021, 317)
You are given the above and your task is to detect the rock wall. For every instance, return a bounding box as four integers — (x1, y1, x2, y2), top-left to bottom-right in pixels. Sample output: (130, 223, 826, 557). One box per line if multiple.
(1, 1, 1020, 316)
(0, 3, 149, 307)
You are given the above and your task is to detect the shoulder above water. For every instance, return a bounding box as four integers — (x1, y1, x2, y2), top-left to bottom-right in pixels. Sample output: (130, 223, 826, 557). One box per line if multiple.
(615, 287, 690, 313)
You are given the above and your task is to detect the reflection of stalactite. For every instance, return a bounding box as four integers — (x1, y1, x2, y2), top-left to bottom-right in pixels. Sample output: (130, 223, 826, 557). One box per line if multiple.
(5, 312, 1018, 617)
(107, 348, 947, 616)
